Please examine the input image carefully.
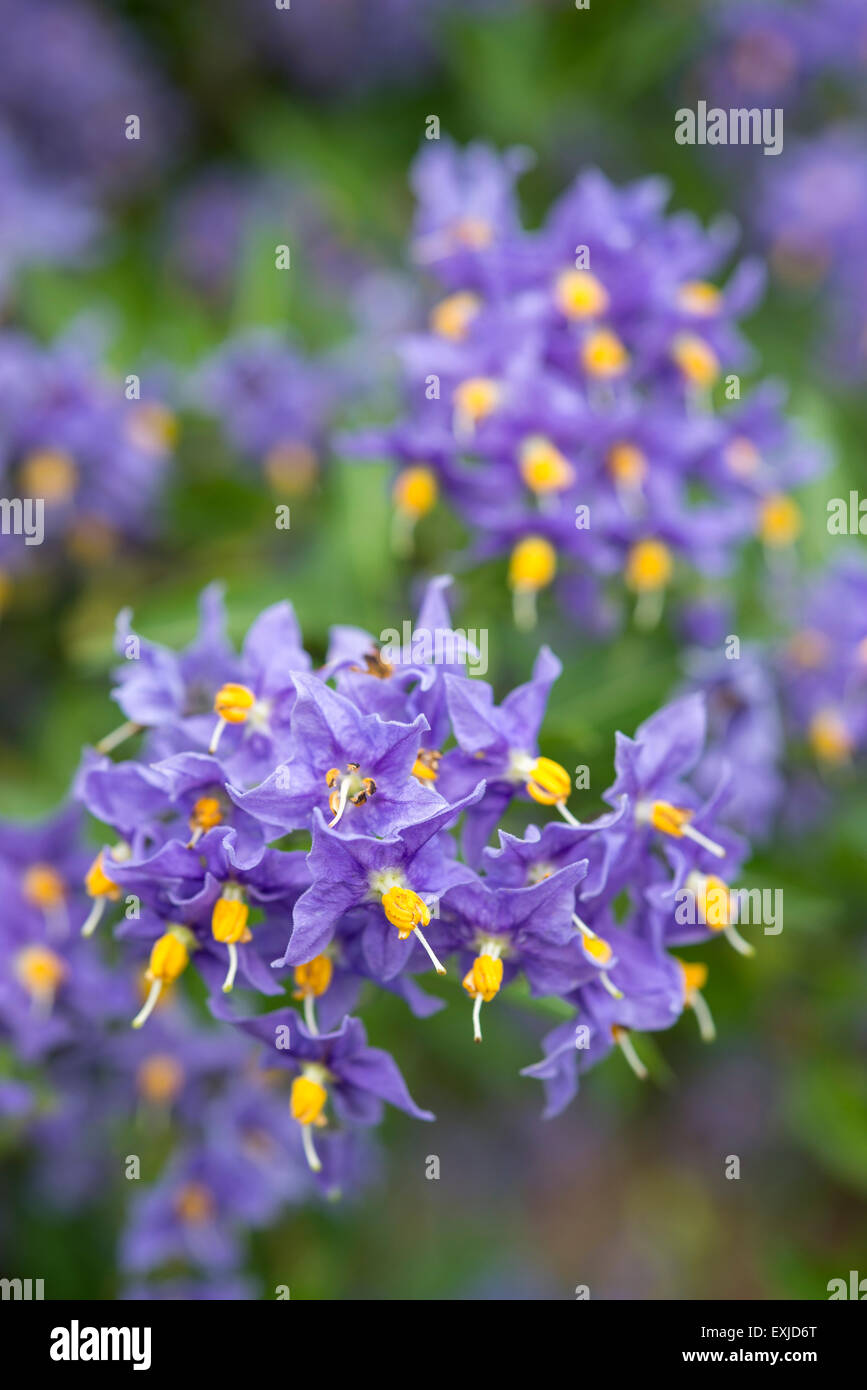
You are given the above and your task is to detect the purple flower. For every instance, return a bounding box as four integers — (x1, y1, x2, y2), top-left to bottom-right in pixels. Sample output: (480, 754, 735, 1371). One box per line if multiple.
(230, 674, 450, 840)
(227, 1011, 433, 1172)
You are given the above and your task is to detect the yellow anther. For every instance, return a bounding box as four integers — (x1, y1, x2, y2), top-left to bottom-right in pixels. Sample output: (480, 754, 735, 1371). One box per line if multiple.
(326, 764, 375, 822)
(581, 328, 630, 378)
(393, 465, 438, 518)
(724, 436, 761, 478)
(66, 516, 116, 563)
(509, 535, 557, 631)
(174, 1182, 214, 1225)
(525, 756, 572, 807)
(85, 851, 121, 901)
(519, 436, 575, 493)
(454, 217, 493, 249)
(625, 539, 673, 593)
(290, 1075, 328, 1126)
(213, 683, 256, 725)
(189, 797, 223, 834)
(412, 748, 442, 782)
(15, 945, 67, 1000)
(672, 333, 720, 386)
(678, 959, 709, 1000)
(462, 953, 504, 1003)
(381, 886, 430, 938)
(809, 709, 854, 765)
(126, 402, 179, 454)
(582, 935, 614, 966)
(607, 442, 647, 488)
(137, 1053, 185, 1104)
(676, 281, 722, 316)
(508, 536, 557, 593)
(149, 929, 193, 982)
(263, 441, 318, 495)
(649, 800, 692, 839)
(132, 928, 194, 1029)
(211, 895, 250, 946)
(453, 376, 501, 425)
(676, 957, 715, 1040)
(293, 955, 333, 1000)
(554, 269, 609, 320)
(692, 875, 731, 930)
(19, 449, 78, 502)
(787, 629, 828, 669)
(430, 290, 481, 341)
(759, 493, 802, 547)
(355, 648, 393, 680)
(22, 864, 65, 909)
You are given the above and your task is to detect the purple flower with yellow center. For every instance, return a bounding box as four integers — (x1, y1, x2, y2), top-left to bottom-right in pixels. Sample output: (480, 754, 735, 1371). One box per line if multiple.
(105, 996, 252, 1126)
(775, 553, 867, 768)
(105, 587, 310, 787)
(0, 803, 90, 942)
(604, 693, 733, 866)
(229, 673, 447, 839)
(121, 1145, 264, 1275)
(440, 645, 576, 863)
(75, 749, 280, 863)
(108, 828, 310, 1015)
(274, 786, 484, 976)
(683, 644, 786, 839)
(352, 139, 822, 640)
(191, 330, 339, 493)
(436, 864, 596, 1043)
(324, 573, 480, 752)
(521, 927, 702, 1115)
(410, 138, 532, 287)
(0, 921, 132, 1061)
(226, 1011, 432, 1173)
(482, 807, 626, 894)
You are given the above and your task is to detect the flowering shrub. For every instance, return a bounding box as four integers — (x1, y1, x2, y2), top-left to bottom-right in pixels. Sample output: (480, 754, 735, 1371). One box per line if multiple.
(696, 0, 867, 379)
(0, 331, 176, 601)
(348, 142, 823, 635)
(0, 576, 764, 1287)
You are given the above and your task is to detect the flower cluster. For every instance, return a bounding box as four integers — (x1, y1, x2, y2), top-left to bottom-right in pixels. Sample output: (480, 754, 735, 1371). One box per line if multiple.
(0, 0, 183, 201)
(679, 551, 867, 844)
(190, 330, 343, 495)
(347, 141, 822, 634)
(0, 801, 376, 1300)
(776, 553, 867, 768)
(697, 0, 867, 379)
(0, 331, 176, 605)
(65, 575, 756, 1184)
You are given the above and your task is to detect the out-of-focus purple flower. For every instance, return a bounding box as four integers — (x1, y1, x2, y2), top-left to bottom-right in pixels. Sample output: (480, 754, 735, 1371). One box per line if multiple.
(191, 330, 342, 493)
(0, 330, 176, 592)
(0, 129, 100, 302)
(0, 0, 184, 199)
(347, 140, 820, 635)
